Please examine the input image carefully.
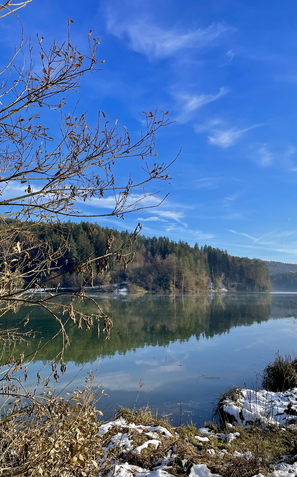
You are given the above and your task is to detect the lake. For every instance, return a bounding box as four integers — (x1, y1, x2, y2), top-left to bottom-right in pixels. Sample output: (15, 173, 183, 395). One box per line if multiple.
(2, 292, 297, 427)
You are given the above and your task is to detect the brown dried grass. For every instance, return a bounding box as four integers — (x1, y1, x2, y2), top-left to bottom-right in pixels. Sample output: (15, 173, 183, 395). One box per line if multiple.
(0, 374, 106, 476)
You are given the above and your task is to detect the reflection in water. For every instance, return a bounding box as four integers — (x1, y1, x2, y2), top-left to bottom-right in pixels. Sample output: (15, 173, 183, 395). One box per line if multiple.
(1, 293, 272, 364)
(3, 292, 297, 426)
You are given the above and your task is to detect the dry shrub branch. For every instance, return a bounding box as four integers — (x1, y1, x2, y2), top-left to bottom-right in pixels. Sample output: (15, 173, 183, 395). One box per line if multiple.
(1, 372, 107, 476)
(0, 0, 175, 474)
(0, 0, 175, 357)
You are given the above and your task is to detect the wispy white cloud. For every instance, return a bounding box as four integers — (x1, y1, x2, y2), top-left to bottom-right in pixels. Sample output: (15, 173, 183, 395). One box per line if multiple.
(194, 177, 219, 190)
(78, 193, 191, 233)
(193, 230, 215, 240)
(137, 216, 167, 222)
(219, 49, 235, 67)
(139, 209, 186, 226)
(165, 223, 214, 240)
(77, 193, 161, 211)
(285, 146, 296, 157)
(196, 212, 244, 220)
(223, 193, 240, 208)
(153, 210, 185, 222)
(226, 49, 234, 62)
(229, 230, 295, 250)
(208, 125, 261, 148)
(229, 229, 274, 243)
(194, 120, 263, 148)
(283, 146, 297, 170)
(230, 242, 297, 256)
(173, 88, 228, 122)
(194, 119, 222, 133)
(257, 144, 273, 167)
(247, 143, 295, 169)
(106, 15, 234, 60)
(224, 193, 239, 202)
(138, 199, 192, 228)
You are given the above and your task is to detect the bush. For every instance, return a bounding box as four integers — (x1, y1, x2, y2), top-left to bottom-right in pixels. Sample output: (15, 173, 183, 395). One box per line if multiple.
(262, 352, 297, 392)
(0, 374, 106, 476)
(215, 386, 244, 426)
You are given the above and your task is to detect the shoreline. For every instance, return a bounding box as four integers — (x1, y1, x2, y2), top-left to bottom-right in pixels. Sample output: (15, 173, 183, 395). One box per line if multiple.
(98, 387, 297, 476)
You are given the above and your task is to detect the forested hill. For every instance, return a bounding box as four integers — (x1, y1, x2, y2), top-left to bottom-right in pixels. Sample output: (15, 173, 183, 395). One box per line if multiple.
(270, 272, 297, 292)
(264, 260, 297, 275)
(37, 222, 271, 293)
(264, 261, 297, 291)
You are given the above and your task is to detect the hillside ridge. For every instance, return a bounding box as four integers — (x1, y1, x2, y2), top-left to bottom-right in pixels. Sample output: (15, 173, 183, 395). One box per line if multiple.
(264, 260, 297, 275)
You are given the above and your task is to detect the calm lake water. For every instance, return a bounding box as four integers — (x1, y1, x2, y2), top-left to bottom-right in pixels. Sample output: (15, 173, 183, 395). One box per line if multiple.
(3, 292, 297, 427)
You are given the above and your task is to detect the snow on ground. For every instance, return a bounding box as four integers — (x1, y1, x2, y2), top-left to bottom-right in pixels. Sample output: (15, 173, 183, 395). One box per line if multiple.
(195, 435, 210, 442)
(99, 417, 173, 438)
(221, 387, 297, 426)
(189, 464, 222, 477)
(134, 440, 161, 454)
(99, 390, 297, 477)
(270, 461, 297, 476)
(112, 463, 175, 476)
(110, 461, 297, 476)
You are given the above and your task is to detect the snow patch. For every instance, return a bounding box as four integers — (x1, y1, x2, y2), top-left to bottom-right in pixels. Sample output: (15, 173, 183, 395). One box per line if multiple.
(189, 464, 222, 477)
(112, 463, 175, 476)
(221, 388, 297, 426)
(195, 435, 210, 442)
(134, 439, 161, 454)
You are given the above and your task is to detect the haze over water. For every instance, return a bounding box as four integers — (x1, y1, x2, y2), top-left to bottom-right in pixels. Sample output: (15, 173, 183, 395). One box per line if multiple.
(3, 292, 297, 426)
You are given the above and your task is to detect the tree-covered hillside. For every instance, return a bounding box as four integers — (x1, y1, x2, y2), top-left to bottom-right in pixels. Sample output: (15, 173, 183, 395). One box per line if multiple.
(270, 272, 297, 292)
(264, 261, 297, 275)
(36, 222, 271, 293)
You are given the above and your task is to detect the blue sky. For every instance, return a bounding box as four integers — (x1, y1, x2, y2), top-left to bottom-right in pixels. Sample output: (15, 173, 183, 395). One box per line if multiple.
(2, 0, 297, 263)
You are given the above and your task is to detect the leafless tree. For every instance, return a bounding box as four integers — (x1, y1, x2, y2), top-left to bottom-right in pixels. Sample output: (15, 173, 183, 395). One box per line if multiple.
(0, 0, 175, 328)
(0, 3, 176, 470)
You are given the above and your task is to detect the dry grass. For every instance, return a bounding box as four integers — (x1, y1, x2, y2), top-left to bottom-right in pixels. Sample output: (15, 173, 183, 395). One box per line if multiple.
(262, 352, 297, 392)
(0, 374, 107, 476)
(105, 407, 297, 477)
(212, 383, 297, 475)
(1, 396, 297, 476)
(115, 406, 169, 428)
(215, 386, 245, 426)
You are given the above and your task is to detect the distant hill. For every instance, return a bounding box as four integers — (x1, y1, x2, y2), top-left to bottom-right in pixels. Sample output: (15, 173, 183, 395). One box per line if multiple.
(270, 272, 297, 292)
(263, 260, 297, 291)
(264, 260, 297, 275)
